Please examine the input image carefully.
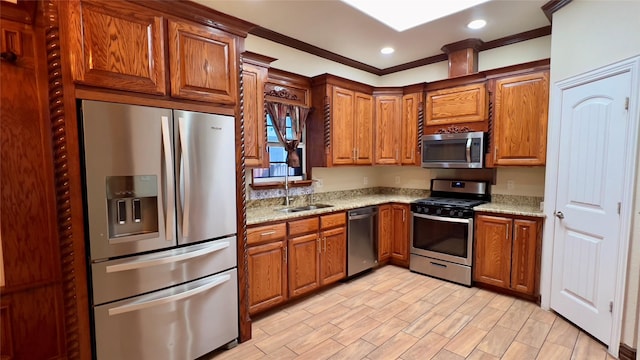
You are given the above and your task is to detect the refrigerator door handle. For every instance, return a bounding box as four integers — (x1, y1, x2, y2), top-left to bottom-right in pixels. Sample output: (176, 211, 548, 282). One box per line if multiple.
(161, 116, 175, 242)
(104, 240, 230, 273)
(108, 273, 231, 316)
(178, 117, 191, 239)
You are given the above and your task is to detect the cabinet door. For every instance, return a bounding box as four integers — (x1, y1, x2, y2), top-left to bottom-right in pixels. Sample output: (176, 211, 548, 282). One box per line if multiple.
(242, 62, 268, 168)
(511, 219, 539, 295)
(320, 226, 347, 285)
(374, 95, 402, 165)
(391, 204, 409, 266)
(168, 19, 238, 104)
(474, 215, 512, 288)
(331, 87, 355, 165)
(288, 233, 320, 298)
(248, 240, 287, 314)
(426, 83, 487, 127)
(377, 205, 392, 262)
(491, 71, 549, 166)
(67, 1, 166, 95)
(401, 93, 421, 165)
(354, 92, 374, 164)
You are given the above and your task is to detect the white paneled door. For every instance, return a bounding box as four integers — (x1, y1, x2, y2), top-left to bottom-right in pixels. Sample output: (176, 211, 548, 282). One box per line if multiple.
(550, 70, 631, 345)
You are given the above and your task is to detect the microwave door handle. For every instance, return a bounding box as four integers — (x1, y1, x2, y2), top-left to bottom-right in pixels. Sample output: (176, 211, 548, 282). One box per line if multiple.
(466, 138, 472, 163)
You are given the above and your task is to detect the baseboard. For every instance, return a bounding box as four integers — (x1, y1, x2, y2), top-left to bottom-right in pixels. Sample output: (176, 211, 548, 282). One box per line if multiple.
(619, 343, 636, 360)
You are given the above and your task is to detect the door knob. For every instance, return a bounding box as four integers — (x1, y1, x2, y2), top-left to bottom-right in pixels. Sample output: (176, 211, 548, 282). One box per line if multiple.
(555, 211, 565, 219)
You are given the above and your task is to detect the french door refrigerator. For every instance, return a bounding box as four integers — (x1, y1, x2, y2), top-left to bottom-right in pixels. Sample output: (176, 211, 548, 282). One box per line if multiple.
(79, 100, 238, 360)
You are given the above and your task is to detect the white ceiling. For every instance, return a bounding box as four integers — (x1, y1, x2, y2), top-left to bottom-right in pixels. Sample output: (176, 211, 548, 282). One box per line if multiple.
(195, 0, 551, 71)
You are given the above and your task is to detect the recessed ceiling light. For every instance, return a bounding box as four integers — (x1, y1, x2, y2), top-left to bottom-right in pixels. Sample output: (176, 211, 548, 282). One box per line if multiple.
(467, 19, 487, 29)
(341, 0, 492, 32)
(380, 47, 395, 55)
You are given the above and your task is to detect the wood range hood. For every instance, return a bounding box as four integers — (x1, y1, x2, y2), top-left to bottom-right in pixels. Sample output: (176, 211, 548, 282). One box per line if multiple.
(441, 38, 484, 78)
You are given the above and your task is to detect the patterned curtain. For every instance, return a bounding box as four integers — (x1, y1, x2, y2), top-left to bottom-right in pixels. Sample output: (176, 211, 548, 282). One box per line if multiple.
(265, 101, 310, 168)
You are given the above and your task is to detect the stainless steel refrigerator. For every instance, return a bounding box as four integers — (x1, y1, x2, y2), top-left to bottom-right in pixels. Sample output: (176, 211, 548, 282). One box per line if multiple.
(79, 100, 238, 360)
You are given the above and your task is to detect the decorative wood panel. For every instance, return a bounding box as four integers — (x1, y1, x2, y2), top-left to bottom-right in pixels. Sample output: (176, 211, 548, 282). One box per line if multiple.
(374, 95, 402, 165)
(426, 83, 488, 126)
(287, 217, 319, 237)
(474, 214, 512, 288)
(288, 233, 320, 298)
(331, 86, 356, 165)
(168, 19, 238, 104)
(67, 0, 166, 95)
(248, 240, 287, 315)
(511, 219, 539, 295)
(354, 92, 374, 164)
(320, 226, 346, 285)
(242, 62, 268, 168)
(491, 71, 549, 166)
(377, 205, 392, 262)
(401, 93, 421, 165)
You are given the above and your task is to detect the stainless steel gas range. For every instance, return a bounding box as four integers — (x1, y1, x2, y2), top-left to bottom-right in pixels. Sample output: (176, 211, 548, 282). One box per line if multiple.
(410, 179, 490, 286)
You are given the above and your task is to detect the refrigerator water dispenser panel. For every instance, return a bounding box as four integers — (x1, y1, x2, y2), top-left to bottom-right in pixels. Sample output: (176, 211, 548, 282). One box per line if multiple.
(106, 175, 159, 239)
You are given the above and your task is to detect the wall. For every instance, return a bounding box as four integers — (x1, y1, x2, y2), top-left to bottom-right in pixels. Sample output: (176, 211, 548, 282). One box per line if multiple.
(549, 0, 640, 349)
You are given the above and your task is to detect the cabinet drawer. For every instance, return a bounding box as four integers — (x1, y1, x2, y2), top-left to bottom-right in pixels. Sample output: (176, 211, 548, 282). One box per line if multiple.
(288, 217, 319, 236)
(320, 212, 346, 229)
(247, 223, 286, 245)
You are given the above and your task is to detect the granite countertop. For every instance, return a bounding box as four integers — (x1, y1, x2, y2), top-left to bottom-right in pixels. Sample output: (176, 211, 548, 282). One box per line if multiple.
(473, 201, 545, 218)
(246, 194, 424, 226)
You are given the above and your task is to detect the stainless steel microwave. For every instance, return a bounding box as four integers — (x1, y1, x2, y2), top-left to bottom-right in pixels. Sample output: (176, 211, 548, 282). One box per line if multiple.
(421, 132, 485, 168)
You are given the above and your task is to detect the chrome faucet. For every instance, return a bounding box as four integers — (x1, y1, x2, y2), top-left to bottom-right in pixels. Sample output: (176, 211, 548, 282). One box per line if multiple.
(283, 168, 290, 206)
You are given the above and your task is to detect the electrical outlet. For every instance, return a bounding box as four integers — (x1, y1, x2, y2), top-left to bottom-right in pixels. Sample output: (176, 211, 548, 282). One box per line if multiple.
(363, 176, 369, 185)
(315, 178, 323, 188)
(395, 176, 401, 185)
(507, 180, 515, 190)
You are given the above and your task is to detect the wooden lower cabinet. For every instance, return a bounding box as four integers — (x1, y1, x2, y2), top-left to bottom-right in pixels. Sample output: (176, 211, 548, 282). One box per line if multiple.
(247, 240, 287, 315)
(378, 205, 392, 262)
(474, 213, 542, 297)
(320, 225, 347, 285)
(288, 232, 321, 298)
(377, 204, 409, 267)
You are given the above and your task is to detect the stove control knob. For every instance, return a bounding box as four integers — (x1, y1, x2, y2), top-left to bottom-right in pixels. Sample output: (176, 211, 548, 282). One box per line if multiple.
(449, 210, 455, 216)
(423, 207, 429, 213)
(436, 209, 442, 215)
(458, 211, 464, 217)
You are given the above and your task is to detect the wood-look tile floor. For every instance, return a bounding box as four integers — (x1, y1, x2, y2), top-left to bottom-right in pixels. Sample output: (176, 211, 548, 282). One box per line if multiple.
(208, 266, 615, 360)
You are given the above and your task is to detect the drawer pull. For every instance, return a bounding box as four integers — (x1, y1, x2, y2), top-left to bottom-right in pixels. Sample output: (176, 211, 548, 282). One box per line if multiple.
(260, 231, 276, 236)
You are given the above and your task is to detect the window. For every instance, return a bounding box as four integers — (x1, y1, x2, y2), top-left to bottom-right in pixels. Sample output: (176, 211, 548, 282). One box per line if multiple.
(252, 114, 305, 183)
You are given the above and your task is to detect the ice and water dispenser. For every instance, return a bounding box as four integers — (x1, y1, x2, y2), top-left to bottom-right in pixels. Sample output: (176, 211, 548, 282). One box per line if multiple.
(106, 175, 159, 240)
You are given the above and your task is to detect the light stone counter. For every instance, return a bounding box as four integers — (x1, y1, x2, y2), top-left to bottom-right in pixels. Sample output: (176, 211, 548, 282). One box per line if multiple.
(473, 194, 545, 218)
(246, 194, 425, 226)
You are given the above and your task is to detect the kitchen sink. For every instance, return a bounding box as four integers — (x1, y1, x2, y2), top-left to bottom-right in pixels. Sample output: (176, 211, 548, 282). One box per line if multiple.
(277, 203, 333, 213)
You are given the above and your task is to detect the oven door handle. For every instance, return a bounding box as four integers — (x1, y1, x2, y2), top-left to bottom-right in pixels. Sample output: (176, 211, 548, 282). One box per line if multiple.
(412, 212, 471, 224)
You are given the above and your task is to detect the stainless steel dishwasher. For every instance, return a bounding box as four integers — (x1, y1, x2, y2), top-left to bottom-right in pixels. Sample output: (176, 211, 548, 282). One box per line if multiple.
(347, 206, 378, 277)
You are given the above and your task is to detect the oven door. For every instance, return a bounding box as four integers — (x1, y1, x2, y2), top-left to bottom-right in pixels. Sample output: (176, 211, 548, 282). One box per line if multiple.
(410, 213, 473, 266)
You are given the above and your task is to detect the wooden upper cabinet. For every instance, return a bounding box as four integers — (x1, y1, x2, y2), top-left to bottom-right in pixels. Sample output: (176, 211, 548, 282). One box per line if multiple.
(489, 71, 549, 166)
(243, 53, 275, 168)
(401, 93, 422, 165)
(354, 92, 374, 164)
(168, 19, 238, 104)
(425, 83, 488, 128)
(331, 87, 356, 165)
(374, 95, 402, 165)
(68, 1, 166, 95)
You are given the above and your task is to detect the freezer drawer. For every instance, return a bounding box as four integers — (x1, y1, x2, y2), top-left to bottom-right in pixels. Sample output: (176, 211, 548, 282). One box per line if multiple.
(94, 268, 238, 360)
(92, 237, 237, 305)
